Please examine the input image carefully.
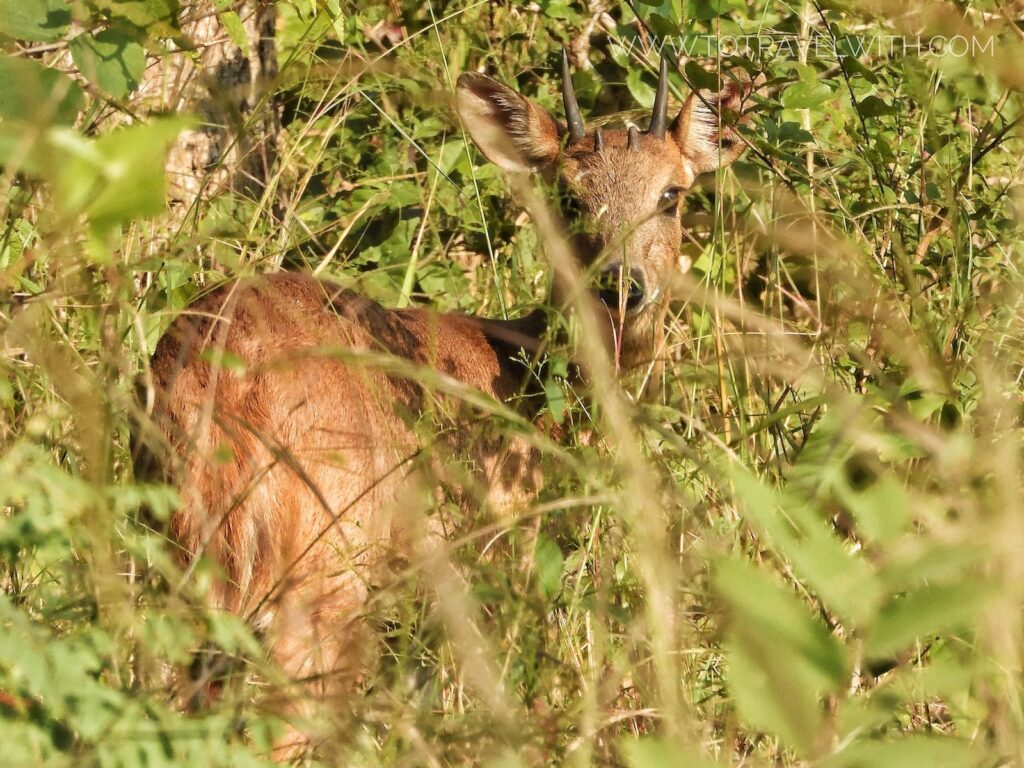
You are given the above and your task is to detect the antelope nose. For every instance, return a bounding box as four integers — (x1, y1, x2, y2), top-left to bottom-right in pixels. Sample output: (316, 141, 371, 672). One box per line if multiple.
(597, 266, 645, 312)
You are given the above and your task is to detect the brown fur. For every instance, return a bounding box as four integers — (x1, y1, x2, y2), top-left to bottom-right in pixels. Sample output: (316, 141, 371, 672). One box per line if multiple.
(151, 274, 541, 676)
(147, 66, 751, 754)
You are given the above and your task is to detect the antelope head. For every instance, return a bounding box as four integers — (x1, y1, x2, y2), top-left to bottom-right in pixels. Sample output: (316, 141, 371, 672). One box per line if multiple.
(456, 53, 751, 369)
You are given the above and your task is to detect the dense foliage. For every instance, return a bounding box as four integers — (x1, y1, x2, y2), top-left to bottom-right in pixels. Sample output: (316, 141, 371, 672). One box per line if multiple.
(1, 0, 1023, 765)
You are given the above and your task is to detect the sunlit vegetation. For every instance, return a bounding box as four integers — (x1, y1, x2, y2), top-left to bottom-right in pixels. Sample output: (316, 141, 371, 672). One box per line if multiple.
(1, 0, 1023, 765)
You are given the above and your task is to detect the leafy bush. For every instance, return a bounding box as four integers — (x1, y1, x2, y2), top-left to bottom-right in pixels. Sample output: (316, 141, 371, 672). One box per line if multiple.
(1, 0, 1023, 765)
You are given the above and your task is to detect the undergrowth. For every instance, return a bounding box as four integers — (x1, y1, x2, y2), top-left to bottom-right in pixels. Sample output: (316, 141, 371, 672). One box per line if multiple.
(1, 0, 1024, 765)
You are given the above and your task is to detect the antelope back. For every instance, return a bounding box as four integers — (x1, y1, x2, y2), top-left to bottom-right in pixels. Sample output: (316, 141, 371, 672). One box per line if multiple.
(149, 275, 540, 695)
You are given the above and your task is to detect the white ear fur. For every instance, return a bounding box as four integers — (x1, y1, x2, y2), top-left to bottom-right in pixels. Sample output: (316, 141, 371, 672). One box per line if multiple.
(456, 72, 562, 173)
(671, 81, 748, 177)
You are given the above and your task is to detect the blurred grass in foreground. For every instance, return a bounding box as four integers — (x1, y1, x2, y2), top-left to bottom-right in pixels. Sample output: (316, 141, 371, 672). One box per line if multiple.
(1, 0, 1024, 765)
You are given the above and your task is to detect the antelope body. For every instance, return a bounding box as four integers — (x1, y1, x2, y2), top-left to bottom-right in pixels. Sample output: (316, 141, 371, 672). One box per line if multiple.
(147, 53, 749, 745)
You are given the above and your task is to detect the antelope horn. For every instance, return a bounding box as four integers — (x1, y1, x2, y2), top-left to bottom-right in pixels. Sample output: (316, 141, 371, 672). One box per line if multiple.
(649, 55, 669, 138)
(627, 125, 640, 150)
(561, 49, 585, 143)
(594, 127, 604, 152)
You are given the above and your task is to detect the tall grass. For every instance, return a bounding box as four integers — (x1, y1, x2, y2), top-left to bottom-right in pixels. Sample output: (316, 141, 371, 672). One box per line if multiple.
(1, 0, 1023, 765)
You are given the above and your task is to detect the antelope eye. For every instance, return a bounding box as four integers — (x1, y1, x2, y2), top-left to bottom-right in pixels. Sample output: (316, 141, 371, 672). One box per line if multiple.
(659, 186, 682, 215)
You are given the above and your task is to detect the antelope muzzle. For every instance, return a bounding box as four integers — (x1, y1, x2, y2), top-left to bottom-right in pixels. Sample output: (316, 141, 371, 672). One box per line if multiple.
(596, 265, 646, 313)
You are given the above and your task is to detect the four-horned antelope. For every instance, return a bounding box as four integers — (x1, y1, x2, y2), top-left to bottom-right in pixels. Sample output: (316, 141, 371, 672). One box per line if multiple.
(144, 52, 750, 749)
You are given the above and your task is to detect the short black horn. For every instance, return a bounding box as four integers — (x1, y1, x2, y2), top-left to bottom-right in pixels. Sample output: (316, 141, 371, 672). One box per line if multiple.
(561, 49, 585, 143)
(649, 55, 669, 138)
(627, 125, 640, 150)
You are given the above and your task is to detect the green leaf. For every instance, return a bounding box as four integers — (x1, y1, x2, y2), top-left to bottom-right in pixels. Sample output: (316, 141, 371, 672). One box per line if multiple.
(834, 474, 909, 542)
(205, 612, 262, 657)
(90, 118, 189, 227)
(715, 558, 847, 755)
(626, 69, 655, 109)
(483, 749, 527, 768)
(878, 542, 987, 593)
(684, 61, 723, 91)
(0, 0, 70, 42)
(619, 737, 720, 768)
(782, 81, 834, 110)
(857, 95, 898, 118)
(728, 464, 883, 625)
(0, 55, 83, 126)
(716, 558, 847, 689)
(214, 4, 249, 54)
(820, 735, 974, 768)
(777, 121, 814, 144)
(686, 0, 741, 19)
(646, 12, 680, 36)
(40, 128, 106, 214)
(865, 582, 992, 660)
(109, 0, 180, 31)
(538, 0, 579, 20)
(534, 534, 564, 599)
(69, 29, 146, 98)
(201, 347, 248, 375)
(841, 55, 878, 82)
(44, 118, 188, 231)
(726, 639, 823, 755)
(544, 379, 567, 423)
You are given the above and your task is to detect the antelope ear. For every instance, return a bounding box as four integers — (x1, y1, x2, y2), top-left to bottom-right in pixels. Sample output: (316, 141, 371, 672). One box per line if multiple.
(671, 80, 749, 177)
(456, 72, 562, 173)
